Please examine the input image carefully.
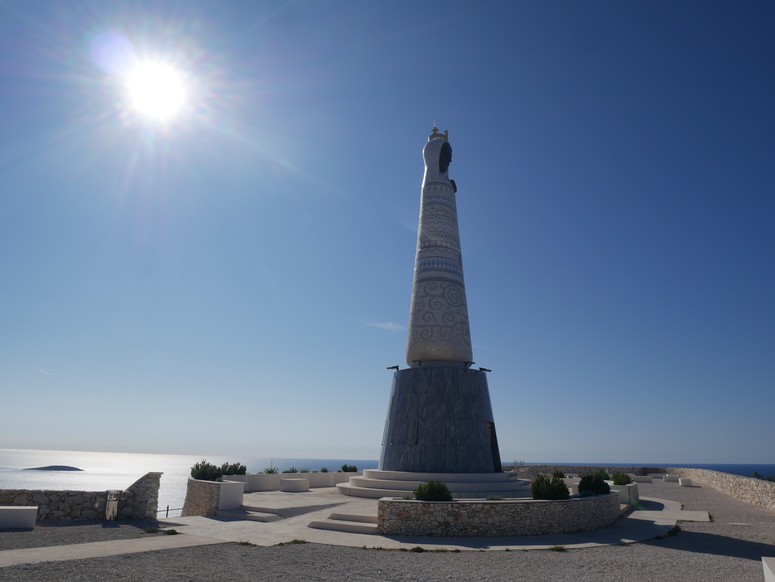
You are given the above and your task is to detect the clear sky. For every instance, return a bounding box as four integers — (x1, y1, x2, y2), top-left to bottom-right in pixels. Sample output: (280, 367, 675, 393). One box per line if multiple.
(1, 1, 773, 464)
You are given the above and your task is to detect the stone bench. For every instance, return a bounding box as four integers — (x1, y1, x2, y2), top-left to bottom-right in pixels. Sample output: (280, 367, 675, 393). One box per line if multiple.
(679, 478, 693, 487)
(0, 506, 37, 530)
(763, 557, 775, 582)
(280, 478, 309, 492)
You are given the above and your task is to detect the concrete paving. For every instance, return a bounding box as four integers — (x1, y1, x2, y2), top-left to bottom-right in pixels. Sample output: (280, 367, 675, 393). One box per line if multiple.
(0, 483, 710, 567)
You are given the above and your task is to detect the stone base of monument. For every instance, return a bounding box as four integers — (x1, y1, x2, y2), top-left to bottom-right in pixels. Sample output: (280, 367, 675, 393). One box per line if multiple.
(380, 367, 502, 474)
(337, 469, 530, 499)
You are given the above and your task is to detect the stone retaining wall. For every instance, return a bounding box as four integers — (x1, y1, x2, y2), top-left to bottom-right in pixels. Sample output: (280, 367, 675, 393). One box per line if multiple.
(378, 494, 620, 537)
(0, 472, 162, 521)
(518, 465, 659, 478)
(181, 478, 220, 517)
(519, 465, 775, 514)
(664, 468, 775, 512)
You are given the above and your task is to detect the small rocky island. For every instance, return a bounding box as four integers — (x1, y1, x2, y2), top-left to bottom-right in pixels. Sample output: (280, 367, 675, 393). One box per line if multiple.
(23, 465, 84, 472)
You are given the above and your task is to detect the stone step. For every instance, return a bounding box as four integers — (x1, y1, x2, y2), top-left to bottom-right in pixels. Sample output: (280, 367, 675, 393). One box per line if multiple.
(336, 482, 531, 500)
(363, 469, 522, 483)
(349, 476, 529, 492)
(308, 512, 379, 534)
(307, 519, 378, 534)
(336, 483, 407, 499)
(307, 513, 377, 534)
(216, 508, 282, 522)
(328, 512, 377, 524)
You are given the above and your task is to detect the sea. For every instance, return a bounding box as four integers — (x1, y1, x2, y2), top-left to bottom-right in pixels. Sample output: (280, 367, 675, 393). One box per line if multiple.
(1, 449, 773, 518)
(0, 449, 379, 518)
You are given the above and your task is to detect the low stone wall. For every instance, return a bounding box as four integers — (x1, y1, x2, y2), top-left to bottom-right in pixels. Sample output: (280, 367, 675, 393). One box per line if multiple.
(0, 472, 162, 521)
(664, 468, 775, 512)
(378, 494, 620, 537)
(518, 465, 659, 479)
(0, 490, 105, 521)
(181, 478, 220, 517)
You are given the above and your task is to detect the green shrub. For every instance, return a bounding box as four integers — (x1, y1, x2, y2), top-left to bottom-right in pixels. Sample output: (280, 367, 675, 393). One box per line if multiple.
(578, 473, 611, 496)
(548, 545, 566, 552)
(190, 460, 223, 481)
(612, 472, 632, 485)
(552, 470, 566, 479)
(320, 467, 329, 473)
(263, 466, 279, 474)
(282, 466, 299, 474)
(531, 475, 570, 500)
(414, 480, 453, 502)
(341, 464, 358, 472)
(594, 470, 610, 481)
(220, 462, 247, 476)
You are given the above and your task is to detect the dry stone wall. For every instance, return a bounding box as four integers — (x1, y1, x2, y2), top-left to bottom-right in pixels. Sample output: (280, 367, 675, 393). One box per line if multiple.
(120, 472, 162, 519)
(518, 465, 659, 479)
(0, 472, 162, 521)
(378, 494, 620, 537)
(0, 490, 106, 521)
(519, 465, 775, 514)
(664, 468, 775, 512)
(181, 478, 220, 517)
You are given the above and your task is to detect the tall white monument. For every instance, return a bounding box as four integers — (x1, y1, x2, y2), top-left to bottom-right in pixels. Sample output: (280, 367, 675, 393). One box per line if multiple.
(379, 128, 502, 474)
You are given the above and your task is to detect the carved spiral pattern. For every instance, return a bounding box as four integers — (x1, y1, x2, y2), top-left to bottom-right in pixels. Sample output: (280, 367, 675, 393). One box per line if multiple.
(407, 279, 472, 363)
(444, 285, 463, 307)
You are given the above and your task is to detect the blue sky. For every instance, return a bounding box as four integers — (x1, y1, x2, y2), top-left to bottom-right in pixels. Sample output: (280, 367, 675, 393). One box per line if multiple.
(1, 1, 773, 464)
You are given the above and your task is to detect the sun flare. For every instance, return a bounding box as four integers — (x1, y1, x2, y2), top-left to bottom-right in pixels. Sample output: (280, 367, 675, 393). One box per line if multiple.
(125, 61, 188, 121)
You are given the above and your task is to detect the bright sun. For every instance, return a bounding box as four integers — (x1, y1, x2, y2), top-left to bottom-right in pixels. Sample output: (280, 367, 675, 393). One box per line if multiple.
(125, 61, 188, 122)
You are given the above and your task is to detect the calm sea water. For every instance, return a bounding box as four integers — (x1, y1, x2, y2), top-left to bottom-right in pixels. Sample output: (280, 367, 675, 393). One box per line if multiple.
(533, 461, 775, 478)
(0, 449, 378, 517)
(2, 449, 772, 518)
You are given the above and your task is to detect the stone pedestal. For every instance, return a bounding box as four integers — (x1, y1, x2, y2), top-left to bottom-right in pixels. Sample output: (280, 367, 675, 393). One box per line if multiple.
(379, 366, 501, 473)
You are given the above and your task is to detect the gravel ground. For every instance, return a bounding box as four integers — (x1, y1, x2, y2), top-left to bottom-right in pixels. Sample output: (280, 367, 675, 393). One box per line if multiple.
(2, 482, 774, 581)
(0, 519, 160, 550)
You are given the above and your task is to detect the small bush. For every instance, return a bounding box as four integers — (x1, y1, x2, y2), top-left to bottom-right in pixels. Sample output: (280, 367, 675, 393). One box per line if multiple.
(548, 545, 566, 552)
(414, 480, 453, 502)
(612, 473, 632, 485)
(552, 470, 566, 479)
(531, 475, 570, 500)
(341, 464, 358, 472)
(320, 467, 329, 473)
(191, 460, 223, 481)
(595, 470, 611, 481)
(264, 464, 278, 474)
(282, 466, 299, 474)
(163, 529, 179, 535)
(220, 462, 247, 476)
(578, 474, 610, 496)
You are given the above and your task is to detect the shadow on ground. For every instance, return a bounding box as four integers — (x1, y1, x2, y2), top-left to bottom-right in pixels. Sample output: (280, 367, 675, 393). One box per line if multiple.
(646, 530, 775, 561)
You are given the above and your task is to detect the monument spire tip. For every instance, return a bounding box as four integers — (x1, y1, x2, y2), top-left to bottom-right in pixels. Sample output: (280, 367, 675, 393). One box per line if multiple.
(428, 124, 448, 141)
